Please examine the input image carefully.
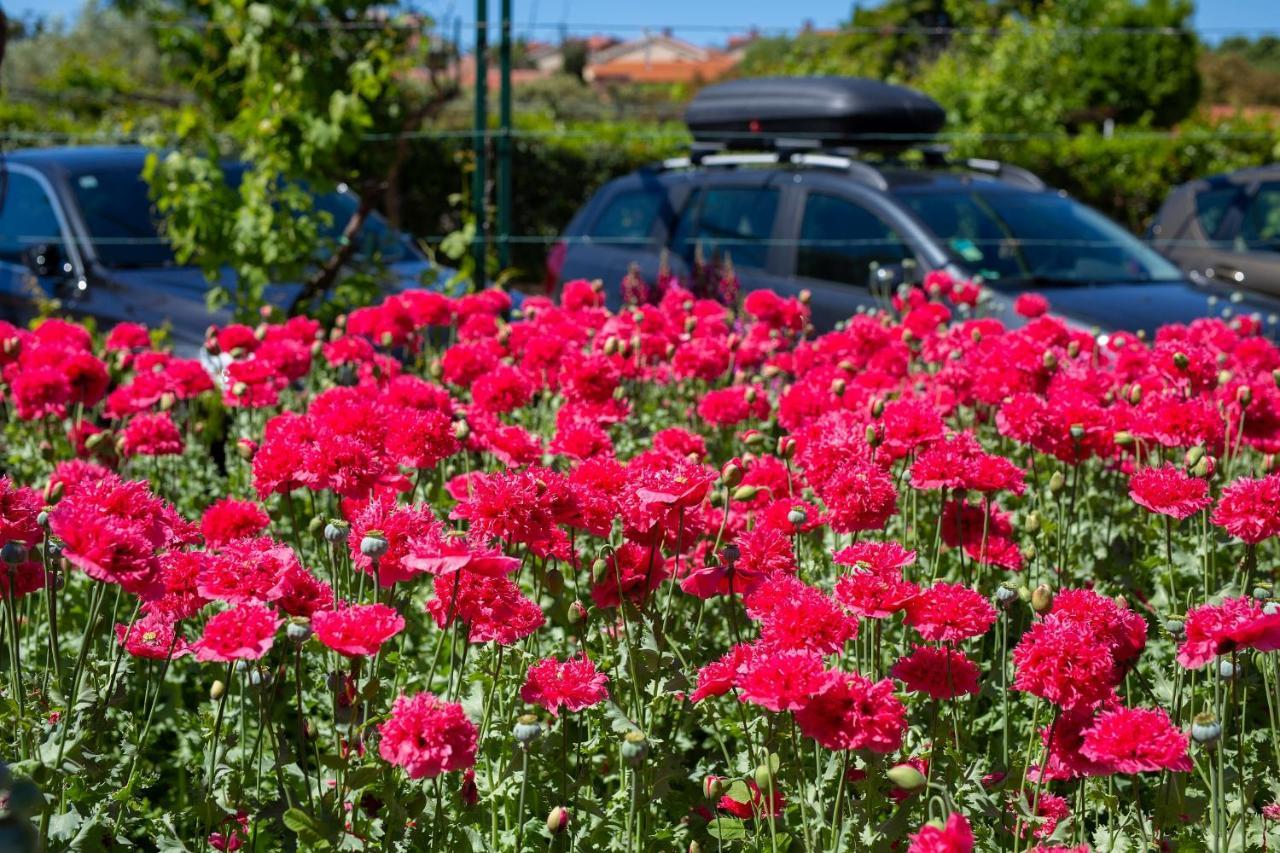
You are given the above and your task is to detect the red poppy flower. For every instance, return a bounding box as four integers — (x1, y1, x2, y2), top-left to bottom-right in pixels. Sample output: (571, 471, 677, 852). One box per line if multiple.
(115, 614, 190, 660)
(378, 692, 477, 779)
(1079, 706, 1191, 774)
(1128, 464, 1210, 520)
(892, 645, 981, 700)
(794, 670, 906, 753)
(1178, 596, 1280, 668)
(1211, 473, 1280, 543)
(908, 813, 974, 853)
(718, 780, 785, 820)
(424, 571, 544, 646)
(312, 603, 406, 657)
(192, 603, 281, 662)
(904, 582, 996, 643)
(738, 649, 827, 712)
(200, 498, 271, 546)
(520, 654, 609, 716)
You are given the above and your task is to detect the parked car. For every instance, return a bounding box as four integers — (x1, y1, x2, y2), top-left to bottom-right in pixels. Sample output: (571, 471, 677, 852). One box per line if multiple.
(549, 77, 1280, 336)
(1150, 164, 1280, 297)
(0, 146, 452, 352)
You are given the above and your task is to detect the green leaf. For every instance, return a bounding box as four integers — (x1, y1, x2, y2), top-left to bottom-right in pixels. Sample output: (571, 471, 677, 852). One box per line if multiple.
(707, 817, 746, 841)
(282, 808, 330, 848)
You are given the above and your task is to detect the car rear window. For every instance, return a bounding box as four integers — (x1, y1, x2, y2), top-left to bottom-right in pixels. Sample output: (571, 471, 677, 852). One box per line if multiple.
(1194, 187, 1239, 240)
(1239, 182, 1280, 252)
(672, 186, 779, 270)
(588, 189, 665, 244)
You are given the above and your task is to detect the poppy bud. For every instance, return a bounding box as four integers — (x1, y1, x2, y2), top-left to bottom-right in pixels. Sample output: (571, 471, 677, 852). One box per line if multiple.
(744, 386, 759, 404)
(901, 329, 914, 344)
(721, 462, 744, 489)
(236, 438, 257, 460)
(360, 532, 390, 559)
(210, 680, 226, 701)
(567, 600, 588, 624)
(886, 764, 927, 793)
(592, 558, 609, 583)
(777, 437, 796, 459)
(1128, 385, 1143, 405)
(44, 481, 64, 504)
(870, 397, 885, 418)
(1023, 512, 1040, 533)
(621, 731, 648, 766)
(1031, 584, 1053, 613)
(513, 714, 543, 746)
(324, 520, 350, 544)
(1191, 456, 1212, 478)
(831, 378, 846, 396)
(690, 842, 703, 853)
(307, 516, 324, 536)
(798, 289, 811, 305)
(545, 568, 565, 597)
(1192, 713, 1221, 745)
(702, 776, 727, 800)
(865, 425, 880, 447)
(1067, 340, 1080, 359)
(453, 420, 471, 441)
(1048, 471, 1066, 492)
(1114, 431, 1134, 446)
(546, 806, 570, 834)
(732, 485, 761, 502)
(753, 763, 775, 790)
(1042, 351, 1057, 370)
(1171, 351, 1189, 370)
(231, 382, 248, 397)
(1237, 385, 1252, 407)
(741, 452, 757, 467)
(1185, 446, 1206, 467)
(1274, 368, 1280, 389)
(1, 542, 28, 566)
(762, 364, 781, 380)
(1022, 543, 1036, 560)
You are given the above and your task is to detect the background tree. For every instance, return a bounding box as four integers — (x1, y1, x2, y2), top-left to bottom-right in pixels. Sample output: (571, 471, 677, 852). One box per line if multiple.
(131, 0, 457, 320)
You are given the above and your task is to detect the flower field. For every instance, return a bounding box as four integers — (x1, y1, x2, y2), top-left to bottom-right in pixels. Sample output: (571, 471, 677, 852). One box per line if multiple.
(1, 274, 1279, 852)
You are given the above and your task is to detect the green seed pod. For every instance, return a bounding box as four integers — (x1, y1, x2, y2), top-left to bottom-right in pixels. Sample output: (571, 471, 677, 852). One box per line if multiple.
(324, 520, 350, 544)
(286, 619, 312, 645)
(1031, 584, 1054, 614)
(513, 714, 543, 746)
(621, 731, 649, 766)
(592, 558, 610, 583)
(360, 532, 389, 559)
(1, 542, 29, 566)
(886, 764, 927, 793)
(1165, 618, 1185, 638)
(1191, 712, 1221, 745)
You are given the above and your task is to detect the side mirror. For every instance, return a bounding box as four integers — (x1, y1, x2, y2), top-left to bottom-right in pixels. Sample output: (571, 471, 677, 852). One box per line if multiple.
(21, 243, 69, 279)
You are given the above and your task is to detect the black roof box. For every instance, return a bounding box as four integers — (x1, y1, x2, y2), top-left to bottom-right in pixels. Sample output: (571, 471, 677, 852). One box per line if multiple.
(684, 77, 946, 151)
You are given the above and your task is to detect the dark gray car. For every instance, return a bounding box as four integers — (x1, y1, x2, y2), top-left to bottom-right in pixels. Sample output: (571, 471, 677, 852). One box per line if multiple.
(0, 146, 451, 352)
(1150, 164, 1280, 297)
(548, 151, 1280, 336)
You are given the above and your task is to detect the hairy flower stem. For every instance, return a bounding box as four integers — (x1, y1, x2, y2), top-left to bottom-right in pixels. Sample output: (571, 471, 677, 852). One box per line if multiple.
(51, 579, 107, 810)
(3, 574, 26, 757)
(202, 660, 236, 848)
(516, 748, 530, 853)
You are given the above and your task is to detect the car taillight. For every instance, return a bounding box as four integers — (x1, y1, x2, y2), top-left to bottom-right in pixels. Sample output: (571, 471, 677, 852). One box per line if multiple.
(544, 240, 567, 295)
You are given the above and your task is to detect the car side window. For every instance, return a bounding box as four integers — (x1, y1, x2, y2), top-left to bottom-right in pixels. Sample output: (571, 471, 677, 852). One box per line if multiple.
(0, 172, 63, 265)
(1238, 183, 1280, 253)
(796, 192, 910, 287)
(673, 186, 779, 270)
(589, 189, 665, 245)
(1194, 187, 1239, 241)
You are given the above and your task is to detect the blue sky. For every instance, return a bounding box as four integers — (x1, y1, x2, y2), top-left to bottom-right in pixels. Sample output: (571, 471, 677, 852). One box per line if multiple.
(11, 0, 1278, 43)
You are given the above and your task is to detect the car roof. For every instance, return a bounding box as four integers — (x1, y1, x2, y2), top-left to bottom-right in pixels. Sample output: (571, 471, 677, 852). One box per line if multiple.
(1178, 163, 1280, 192)
(4, 145, 152, 173)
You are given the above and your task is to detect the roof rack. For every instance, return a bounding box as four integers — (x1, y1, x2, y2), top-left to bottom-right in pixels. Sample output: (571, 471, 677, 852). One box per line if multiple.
(658, 149, 890, 191)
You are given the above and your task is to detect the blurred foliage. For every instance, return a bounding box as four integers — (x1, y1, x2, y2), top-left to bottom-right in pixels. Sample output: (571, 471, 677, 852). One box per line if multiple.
(1201, 37, 1280, 108)
(128, 0, 456, 320)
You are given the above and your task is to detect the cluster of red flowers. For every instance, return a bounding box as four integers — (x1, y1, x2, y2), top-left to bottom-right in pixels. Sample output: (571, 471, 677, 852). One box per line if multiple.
(7, 271, 1280, 850)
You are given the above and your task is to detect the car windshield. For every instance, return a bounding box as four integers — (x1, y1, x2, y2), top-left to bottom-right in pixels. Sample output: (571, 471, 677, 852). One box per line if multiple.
(69, 165, 411, 269)
(896, 189, 1184, 285)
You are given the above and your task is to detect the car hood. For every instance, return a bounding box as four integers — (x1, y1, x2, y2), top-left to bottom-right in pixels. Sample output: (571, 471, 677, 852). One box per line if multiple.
(984, 279, 1280, 338)
(100, 259, 458, 355)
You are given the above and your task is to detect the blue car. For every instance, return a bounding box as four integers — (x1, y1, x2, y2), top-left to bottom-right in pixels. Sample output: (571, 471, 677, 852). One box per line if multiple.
(0, 146, 452, 352)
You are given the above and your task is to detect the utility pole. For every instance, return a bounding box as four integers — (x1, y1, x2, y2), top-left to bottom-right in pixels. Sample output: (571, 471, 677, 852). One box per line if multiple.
(497, 0, 513, 270)
(471, 0, 489, 284)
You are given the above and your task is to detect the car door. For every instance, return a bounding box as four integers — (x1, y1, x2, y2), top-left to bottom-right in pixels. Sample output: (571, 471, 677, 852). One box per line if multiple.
(0, 166, 86, 326)
(667, 172, 798, 304)
(778, 182, 919, 332)
(1211, 180, 1280, 297)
